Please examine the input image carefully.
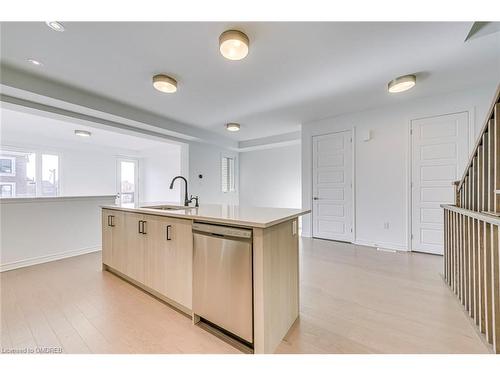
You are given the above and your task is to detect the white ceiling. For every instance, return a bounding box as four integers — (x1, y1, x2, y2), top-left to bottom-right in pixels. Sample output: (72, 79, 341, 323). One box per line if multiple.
(1, 22, 499, 141)
(0, 107, 176, 152)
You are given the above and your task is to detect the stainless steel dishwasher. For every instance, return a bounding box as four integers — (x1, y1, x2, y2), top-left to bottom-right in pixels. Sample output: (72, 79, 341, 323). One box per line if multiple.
(192, 222, 253, 344)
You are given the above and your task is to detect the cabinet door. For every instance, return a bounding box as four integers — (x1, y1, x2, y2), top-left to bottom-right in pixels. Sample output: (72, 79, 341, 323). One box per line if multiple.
(164, 217, 193, 309)
(144, 215, 193, 309)
(102, 210, 127, 272)
(144, 216, 171, 296)
(110, 210, 126, 273)
(102, 209, 113, 266)
(124, 212, 146, 284)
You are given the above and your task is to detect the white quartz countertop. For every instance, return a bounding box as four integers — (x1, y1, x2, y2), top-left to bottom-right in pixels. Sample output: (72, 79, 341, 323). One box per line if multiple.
(101, 202, 310, 228)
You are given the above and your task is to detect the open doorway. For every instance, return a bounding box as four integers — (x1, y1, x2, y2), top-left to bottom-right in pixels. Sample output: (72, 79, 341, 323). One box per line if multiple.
(117, 158, 138, 204)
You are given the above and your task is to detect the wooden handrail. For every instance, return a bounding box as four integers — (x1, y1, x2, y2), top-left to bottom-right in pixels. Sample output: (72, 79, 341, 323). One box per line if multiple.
(458, 84, 500, 191)
(441, 204, 500, 225)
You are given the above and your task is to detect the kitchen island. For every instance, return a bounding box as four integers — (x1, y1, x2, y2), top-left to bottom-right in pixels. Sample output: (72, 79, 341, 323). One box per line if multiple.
(101, 202, 310, 354)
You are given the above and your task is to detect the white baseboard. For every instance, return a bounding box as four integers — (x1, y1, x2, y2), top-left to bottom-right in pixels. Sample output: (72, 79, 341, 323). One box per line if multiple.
(0, 246, 101, 272)
(353, 239, 408, 252)
(301, 230, 312, 238)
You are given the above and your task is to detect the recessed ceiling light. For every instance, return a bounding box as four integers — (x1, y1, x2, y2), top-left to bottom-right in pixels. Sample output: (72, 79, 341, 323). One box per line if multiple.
(45, 21, 65, 32)
(219, 30, 249, 61)
(388, 74, 416, 93)
(27, 58, 42, 66)
(74, 130, 91, 137)
(226, 123, 241, 132)
(152, 74, 177, 93)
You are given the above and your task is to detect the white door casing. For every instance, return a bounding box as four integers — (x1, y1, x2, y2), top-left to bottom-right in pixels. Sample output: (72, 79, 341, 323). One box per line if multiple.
(312, 131, 353, 242)
(411, 112, 469, 254)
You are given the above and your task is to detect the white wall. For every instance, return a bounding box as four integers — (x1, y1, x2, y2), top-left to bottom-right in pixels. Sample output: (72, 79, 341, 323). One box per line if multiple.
(302, 85, 497, 251)
(239, 144, 301, 208)
(139, 144, 183, 202)
(188, 142, 239, 205)
(60, 148, 119, 196)
(0, 196, 115, 271)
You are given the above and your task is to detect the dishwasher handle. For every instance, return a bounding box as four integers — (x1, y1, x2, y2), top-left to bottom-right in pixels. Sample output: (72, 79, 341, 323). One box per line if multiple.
(192, 222, 252, 239)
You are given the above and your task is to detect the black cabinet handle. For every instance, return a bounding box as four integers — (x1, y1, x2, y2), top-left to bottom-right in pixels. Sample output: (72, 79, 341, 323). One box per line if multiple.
(107, 215, 111, 226)
(166, 225, 172, 240)
(142, 221, 147, 235)
(138, 220, 143, 234)
(109, 215, 115, 227)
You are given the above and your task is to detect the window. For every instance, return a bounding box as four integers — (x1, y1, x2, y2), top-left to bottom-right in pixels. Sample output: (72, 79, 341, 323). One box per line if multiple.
(0, 156, 16, 176)
(0, 183, 15, 197)
(221, 156, 235, 193)
(0, 149, 59, 197)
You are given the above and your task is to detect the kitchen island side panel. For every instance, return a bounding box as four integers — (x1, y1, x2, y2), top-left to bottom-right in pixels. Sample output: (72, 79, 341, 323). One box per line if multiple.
(253, 218, 299, 354)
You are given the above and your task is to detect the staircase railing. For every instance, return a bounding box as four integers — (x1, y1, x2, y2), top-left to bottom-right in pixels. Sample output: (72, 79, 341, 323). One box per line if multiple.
(442, 84, 500, 353)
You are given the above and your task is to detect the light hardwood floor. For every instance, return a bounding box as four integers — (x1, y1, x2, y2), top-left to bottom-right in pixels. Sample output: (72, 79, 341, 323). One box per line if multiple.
(0, 238, 490, 354)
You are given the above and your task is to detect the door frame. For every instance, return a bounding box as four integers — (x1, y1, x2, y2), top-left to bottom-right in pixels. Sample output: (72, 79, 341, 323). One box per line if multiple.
(311, 128, 356, 243)
(407, 109, 473, 253)
(116, 157, 139, 204)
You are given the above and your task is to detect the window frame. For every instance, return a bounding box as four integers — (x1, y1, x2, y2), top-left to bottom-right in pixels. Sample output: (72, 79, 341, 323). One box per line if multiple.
(0, 182, 16, 197)
(221, 154, 237, 193)
(0, 156, 16, 176)
(0, 146, 61, 197)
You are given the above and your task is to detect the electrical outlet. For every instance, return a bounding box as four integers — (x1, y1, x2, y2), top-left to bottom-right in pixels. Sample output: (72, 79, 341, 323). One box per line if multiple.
(384, 222, 390, 229)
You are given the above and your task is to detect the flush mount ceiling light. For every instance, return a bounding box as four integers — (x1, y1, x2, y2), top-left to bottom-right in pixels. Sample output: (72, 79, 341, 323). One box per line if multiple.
(152, 74, 178, 93)
(74, 130, 91, 137)
(388, 74, 417, 93)
(219, 30, 249, 61)
(226, 123, 241, 132)
(45, 21, 65, 32)
(27, 58, 42, 66)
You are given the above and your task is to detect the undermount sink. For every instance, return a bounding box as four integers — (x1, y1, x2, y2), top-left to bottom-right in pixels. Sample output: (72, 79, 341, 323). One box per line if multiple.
(142, 205, 196, 210)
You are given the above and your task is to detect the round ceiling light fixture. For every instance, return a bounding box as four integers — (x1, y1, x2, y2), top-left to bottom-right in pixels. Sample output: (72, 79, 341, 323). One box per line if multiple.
(219, 30, 249, 61)
(226, 123, 241, 132)
(153, 74, 178, 93)
(74, 130, 92, 137)
(388, 74, 416, 93)
(27, 58, 43, 66)
(45, 21, 65, 32)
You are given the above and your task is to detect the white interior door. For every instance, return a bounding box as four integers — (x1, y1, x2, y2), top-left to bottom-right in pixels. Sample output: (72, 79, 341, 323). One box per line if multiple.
(312, 131, 353, 242)
(411, 112, 469, 254)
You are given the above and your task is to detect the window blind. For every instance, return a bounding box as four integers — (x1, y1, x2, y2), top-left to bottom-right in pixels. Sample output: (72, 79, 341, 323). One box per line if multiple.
(221, 156, 235, 192)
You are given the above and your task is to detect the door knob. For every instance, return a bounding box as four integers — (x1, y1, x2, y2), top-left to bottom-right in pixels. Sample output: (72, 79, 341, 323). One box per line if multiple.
(313, 197, 319, 200)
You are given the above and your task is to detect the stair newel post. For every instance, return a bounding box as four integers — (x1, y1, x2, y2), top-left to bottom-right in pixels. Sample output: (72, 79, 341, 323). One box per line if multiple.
(453, 180, 460, 207)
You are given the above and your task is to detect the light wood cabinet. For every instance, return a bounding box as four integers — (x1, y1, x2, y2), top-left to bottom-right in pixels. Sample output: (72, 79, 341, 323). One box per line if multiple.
(144, 215, 193, 309)
(124, 212, 146, 284)
(102, 209, 126, 273)
(164, 218, 193, 309)
(102, 210, 113, 265)
(102, 209, 193, 311)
